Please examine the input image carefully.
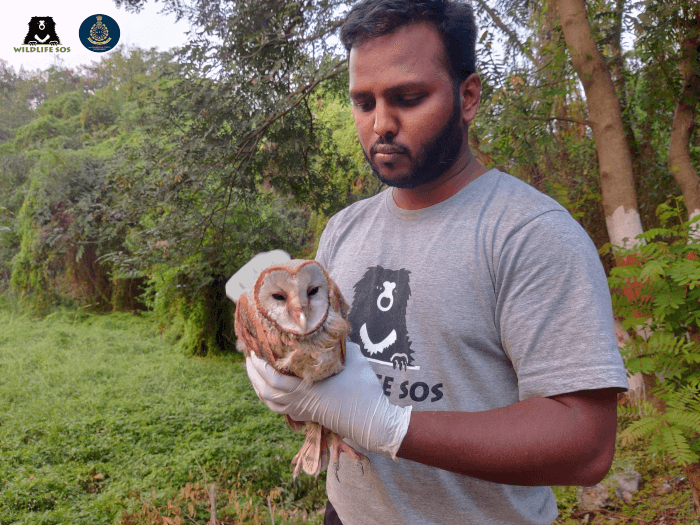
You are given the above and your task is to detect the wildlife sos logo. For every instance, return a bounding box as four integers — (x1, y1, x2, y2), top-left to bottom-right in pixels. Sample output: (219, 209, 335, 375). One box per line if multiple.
(348, 266, 445, 404)
(14, 17, 71, 54)
(79, 14, 120, 53)
(349, 266, 416, 370)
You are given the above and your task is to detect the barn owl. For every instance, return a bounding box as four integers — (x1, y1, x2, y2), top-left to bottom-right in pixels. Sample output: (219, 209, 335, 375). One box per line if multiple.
(234, 258, 367, 479)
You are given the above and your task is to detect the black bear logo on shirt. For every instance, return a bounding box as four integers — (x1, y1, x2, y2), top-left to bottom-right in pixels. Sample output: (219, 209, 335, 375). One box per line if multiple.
(23, 17, 61, 46)
(348, 266, 415, 370)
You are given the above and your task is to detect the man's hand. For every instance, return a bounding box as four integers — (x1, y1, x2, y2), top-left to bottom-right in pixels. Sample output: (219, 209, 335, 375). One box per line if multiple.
(246, 341, 412, 460)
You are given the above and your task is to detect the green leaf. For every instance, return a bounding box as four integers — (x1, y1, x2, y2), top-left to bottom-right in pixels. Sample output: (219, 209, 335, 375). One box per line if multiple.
(653, 290, 685, 311)
(620, 417, 661, 446)
(625, 356, 656, 374)
(664, 409, 700, 434)
(639, 259, 668, 282)
(660, 427, 698, 466)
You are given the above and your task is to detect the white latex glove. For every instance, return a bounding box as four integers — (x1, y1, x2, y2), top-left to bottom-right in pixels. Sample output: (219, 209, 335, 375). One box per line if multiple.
(246, 341, 412, 461)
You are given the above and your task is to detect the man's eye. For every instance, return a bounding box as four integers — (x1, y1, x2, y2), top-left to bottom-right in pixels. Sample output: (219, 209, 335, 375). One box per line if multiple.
(353, 99, 374, 112)
(396, 94, 425, 106)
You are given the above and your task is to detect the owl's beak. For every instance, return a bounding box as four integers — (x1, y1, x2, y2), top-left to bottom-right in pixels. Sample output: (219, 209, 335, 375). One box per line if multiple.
(289, 306, 307, 333)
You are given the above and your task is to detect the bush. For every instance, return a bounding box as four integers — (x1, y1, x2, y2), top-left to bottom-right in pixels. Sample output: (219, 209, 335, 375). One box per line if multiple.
(605, 197, 700, 474)
(37, 91, 86, 120)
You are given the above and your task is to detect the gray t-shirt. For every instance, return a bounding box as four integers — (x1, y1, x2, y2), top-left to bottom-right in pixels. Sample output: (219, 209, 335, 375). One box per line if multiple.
(315, 169, 628, 525)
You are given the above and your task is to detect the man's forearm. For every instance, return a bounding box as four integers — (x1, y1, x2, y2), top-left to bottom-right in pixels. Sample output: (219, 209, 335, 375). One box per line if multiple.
(396, 388, 618, 486)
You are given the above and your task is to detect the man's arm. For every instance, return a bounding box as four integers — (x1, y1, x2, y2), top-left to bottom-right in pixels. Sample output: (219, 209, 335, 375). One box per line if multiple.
(398, 387, 618, 486)
(246, 345, 619, 486)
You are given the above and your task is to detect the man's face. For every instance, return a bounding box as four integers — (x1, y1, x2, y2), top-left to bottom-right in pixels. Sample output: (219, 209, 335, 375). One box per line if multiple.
(348, 22, 466, 189)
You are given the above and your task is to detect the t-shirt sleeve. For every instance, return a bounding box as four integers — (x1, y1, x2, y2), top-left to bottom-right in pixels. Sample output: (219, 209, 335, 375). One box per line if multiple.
(494, 210, 629, 400)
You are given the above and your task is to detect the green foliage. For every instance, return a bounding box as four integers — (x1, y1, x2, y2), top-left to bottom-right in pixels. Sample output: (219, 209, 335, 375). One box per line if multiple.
(13, 115, 76, 149)
(619, 386, 700, 466)
(81, 90, 119, 131)
(37, 90, 87, 120)
(470, 0, 698, 251)
(0, 49, 178, 315)
(471, 0, 612, 251)
(100, 28, 359, 353)
(9, 150, 115, 309)
(606, 196, 700, 465)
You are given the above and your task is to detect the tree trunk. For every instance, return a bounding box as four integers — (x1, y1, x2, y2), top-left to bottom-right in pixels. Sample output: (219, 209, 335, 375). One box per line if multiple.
(668, 21, 700, 226)
(557, 0, 644, 249)
(609, 0, 643, 177)
(557, 0, 649, 405)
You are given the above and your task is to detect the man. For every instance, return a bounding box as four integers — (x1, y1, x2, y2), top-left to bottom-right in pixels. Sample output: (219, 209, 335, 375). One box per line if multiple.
(246, 1, 628, 523)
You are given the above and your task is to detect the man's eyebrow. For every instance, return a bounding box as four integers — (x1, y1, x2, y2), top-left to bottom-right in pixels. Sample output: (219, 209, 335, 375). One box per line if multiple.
(348, 90, 370, 100)
(349, 82, 429, 99)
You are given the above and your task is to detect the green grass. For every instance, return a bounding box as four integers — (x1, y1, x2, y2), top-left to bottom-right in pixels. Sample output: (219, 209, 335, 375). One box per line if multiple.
(0, 304, 325, 525)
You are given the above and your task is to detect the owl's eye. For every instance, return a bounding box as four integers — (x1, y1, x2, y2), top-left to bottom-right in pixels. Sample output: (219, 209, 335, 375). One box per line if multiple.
(272, 293, 286, 301)
(308, 287, 319, 297)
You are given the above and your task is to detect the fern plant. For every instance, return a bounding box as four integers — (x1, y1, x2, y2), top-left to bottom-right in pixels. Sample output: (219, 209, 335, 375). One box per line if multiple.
(604, 196, 700, 468)
(618, 385, 700, 465)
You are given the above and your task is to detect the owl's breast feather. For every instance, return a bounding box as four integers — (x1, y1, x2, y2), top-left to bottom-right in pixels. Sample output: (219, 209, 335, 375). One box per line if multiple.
(277, 338, 345, 383)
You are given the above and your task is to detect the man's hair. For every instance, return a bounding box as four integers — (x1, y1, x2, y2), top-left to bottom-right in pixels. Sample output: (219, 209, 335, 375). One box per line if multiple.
(340, 0, 478, 84)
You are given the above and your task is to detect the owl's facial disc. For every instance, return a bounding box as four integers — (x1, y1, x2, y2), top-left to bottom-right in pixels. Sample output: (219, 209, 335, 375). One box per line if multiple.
(257, 263, 330, 335)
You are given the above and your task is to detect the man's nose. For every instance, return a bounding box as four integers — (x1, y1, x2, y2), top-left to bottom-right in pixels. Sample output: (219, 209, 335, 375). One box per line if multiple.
(373, 101, 398, 139)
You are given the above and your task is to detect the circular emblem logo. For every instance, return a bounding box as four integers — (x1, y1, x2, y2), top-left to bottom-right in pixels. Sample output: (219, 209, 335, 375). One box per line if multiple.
(79, 14, 120, 53)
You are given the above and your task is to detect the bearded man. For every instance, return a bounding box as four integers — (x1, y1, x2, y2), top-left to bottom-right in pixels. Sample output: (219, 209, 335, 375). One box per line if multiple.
(246, 1, 629, 523)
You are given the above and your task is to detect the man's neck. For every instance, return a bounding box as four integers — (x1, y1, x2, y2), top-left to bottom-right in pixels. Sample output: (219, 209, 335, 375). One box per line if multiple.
(391, 152, 488, 210)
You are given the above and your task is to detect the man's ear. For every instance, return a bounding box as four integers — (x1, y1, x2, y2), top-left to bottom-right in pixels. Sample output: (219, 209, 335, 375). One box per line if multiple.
(460, 73, 481, 124)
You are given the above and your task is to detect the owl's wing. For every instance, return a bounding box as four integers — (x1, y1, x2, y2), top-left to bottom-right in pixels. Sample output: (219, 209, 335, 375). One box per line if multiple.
(328, 276, 350, 363)
(235, 293, 278, 365)
(234, 294, 257, 358)
(328, 276, 349, 320)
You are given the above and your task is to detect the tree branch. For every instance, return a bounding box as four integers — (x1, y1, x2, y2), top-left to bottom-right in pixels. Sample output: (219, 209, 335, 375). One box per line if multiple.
(473, 0, 537, 66)
(239, 59, 348, 151)
(522, 115, 591, 127)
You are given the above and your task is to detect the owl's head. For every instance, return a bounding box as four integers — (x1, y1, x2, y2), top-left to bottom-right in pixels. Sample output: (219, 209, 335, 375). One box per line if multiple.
(254, 259, 331, 336)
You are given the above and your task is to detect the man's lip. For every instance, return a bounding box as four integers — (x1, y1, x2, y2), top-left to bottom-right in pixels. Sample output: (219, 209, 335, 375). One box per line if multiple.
(372, 145, 405, 155)
(372, 145, 406, 163)
(374, 152, 404, 162)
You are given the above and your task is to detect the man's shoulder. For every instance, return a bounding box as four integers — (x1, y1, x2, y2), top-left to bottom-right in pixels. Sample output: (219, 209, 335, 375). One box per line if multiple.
(325, 188, 390, 232)
(316, 189, 390, 265)
(484, 170, 565, 212)
(476, 170, 573, 230)
(480, 172, 601, 262)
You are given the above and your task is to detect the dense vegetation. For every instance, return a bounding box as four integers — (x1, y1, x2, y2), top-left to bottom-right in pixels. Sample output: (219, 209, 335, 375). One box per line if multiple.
(0, 0, 699, 520)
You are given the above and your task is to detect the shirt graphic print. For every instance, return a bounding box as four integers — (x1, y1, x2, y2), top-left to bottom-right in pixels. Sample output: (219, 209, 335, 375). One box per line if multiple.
(348, 266, 416, 371)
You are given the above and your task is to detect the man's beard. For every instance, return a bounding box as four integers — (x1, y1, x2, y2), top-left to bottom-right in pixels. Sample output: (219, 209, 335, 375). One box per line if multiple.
(363, 97, 464, 190)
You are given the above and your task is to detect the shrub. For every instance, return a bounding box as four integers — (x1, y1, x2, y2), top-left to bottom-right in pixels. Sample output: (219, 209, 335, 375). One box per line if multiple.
(605, 197, 700, 505)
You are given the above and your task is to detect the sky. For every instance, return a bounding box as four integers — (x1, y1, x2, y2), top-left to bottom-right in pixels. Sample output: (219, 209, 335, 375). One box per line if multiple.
(0, 0, 191, 73)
